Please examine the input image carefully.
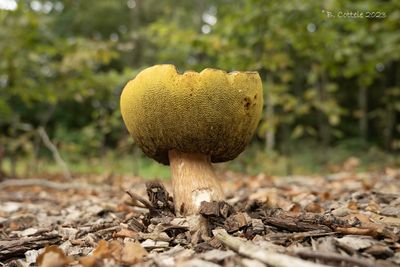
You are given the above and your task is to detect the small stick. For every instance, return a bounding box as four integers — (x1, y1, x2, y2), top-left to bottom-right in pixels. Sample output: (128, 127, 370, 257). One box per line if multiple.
(335, 227, 375, 236)
(296, 250, 384, 267)
(215, 229, 330, 267)
(0, 234, 60, 261)
(37, 127, 71, 180)
(267, 230, 336, 241)
(126, 190, 153, 209)
(76, 222, 120, 238)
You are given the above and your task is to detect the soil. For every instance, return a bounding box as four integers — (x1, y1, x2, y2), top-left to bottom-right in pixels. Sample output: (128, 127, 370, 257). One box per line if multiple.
(0, 167, 399, 267)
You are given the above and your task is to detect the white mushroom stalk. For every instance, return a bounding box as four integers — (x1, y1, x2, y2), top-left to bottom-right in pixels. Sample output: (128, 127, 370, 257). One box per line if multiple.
(169, 150, 224, 215)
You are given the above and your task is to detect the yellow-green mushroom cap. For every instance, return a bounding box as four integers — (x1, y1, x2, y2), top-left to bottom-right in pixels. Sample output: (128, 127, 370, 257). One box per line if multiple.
(120, 64, 263, 165)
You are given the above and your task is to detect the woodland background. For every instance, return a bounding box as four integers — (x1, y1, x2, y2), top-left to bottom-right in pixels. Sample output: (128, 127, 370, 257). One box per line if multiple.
(0, 0, 399, 179)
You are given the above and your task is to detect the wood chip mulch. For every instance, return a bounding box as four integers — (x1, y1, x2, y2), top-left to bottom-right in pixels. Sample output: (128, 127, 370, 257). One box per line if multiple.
(0, 168, 399, 267)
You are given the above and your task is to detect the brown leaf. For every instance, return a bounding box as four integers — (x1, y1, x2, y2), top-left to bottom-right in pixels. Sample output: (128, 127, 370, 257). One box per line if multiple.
(88, 239, 123, 261)
(79, 240, 147, 266)
(36, 246, 72, 267)
(305, 202, 324, 213)
(370, 213, 400, 227)
(79, 239, 116, 267)
(288, 203, 302, 213)
(365, 201, 380, 213)
(347, 201, 358, 211)
(113, 229, 139, 239)
(109, 240, 123, 260)
(79, 256, 99, 267)
(92, 240, 111, 258)
(352, 213, 372, 224)
(121, 241, 148, 264)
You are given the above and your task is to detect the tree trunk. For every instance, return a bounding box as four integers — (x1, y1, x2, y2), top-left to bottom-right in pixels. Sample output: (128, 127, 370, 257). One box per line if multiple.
(266, 103, 275, 151)
(317, 71, 330, 146)
(317, 69, 330, 164)
(383, 63, 397, 151)
(358, 83, 368, 141)
(130, 0, 142, 67)
(10, 153, 17, 178)
(265, 75, 275, 152)
(196, 0, 205, 30)
(0, 144, 5, 179)
(384, 106, 395, 151)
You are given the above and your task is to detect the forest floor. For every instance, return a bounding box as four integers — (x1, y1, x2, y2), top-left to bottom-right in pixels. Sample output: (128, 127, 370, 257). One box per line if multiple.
(0, 165, 399, 267)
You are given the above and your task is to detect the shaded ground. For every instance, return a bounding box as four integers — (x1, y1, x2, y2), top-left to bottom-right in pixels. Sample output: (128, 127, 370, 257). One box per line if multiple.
(0, 167, 399, 267)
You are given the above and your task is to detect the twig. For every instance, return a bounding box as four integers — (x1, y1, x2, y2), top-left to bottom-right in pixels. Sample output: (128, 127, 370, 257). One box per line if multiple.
(267, 230, 336, 242)
(292, 231, 336, 240)
(335, 227, 375, 236)
(77, 222, 120, 238)
(37, 127, 71, 180)
(95, 226, 121, 237)
(0, 178, 101, 191)
(296, 250, 384, 267)
(214, 229, 330, 267)
(0, 233, 60, 261)
(261, 209, 333, 232)
(126, 190, 154, 209)
(259, 208, 396, 240)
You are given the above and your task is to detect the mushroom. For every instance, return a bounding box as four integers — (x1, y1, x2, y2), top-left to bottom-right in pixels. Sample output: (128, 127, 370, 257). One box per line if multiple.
(120, 64, 263, 215)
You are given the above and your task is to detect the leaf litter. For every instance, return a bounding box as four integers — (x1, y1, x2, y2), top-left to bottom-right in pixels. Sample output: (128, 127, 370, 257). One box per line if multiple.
(0, 167, 399, 267)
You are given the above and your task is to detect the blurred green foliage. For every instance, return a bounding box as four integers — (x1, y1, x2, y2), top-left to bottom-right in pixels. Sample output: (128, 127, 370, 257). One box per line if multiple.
(0, 0, 399, 177)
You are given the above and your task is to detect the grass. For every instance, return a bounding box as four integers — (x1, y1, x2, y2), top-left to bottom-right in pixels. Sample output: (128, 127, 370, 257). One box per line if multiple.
(221, 140, 400, 176)
(2, 151, 171, 179)
(2, 140, 399, 179)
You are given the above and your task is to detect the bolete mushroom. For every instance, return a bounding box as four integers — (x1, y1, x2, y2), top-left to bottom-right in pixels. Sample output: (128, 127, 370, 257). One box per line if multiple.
(120, 64, 263, 215)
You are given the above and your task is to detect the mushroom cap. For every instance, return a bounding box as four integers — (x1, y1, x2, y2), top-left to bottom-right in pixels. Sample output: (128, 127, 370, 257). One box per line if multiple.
(120, 64, 263, 165)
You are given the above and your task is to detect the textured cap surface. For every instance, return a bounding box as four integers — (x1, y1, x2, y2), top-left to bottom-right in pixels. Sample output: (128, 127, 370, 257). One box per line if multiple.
(120, 64, 263, 165)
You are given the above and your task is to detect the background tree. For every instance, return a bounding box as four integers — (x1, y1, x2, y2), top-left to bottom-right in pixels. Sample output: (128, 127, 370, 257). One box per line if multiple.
(0, 0, 399, 177)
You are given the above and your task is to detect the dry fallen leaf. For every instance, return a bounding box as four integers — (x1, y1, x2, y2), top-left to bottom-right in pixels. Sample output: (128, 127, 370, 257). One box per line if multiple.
(366, 201, 380, 213)
(79, 256, 99, 267)
(305, 202, 324, 213)
(370, 213, 400, 227)
(121, 241, 148, 264)
(79, 239, 147, 266)
(288, 203, 302, 213)
(92, 240, 111, 258)
(36, 246, 72, 267)
(347, 201, 358, 211)
(79, 240, 112, 267)
(113, 228, 139, 239)
(109, 240, 123, 260)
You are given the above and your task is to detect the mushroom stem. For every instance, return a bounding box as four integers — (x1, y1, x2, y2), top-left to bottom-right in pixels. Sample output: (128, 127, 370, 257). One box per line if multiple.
(169, 149, 224, 215)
